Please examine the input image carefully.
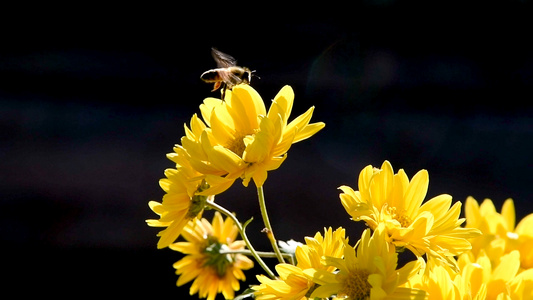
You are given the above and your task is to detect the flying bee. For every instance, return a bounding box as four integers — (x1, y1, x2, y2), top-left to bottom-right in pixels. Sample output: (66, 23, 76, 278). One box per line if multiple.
(200, 48, 256, 98)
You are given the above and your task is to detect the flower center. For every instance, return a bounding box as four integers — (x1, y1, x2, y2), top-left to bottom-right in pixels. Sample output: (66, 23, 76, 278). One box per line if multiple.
(395, 214, 412, 228)
(226, 132, 247, 157)
(202, 235, 234, 278)
(339, 268, 372, 300)
(388, 206, 412, 228)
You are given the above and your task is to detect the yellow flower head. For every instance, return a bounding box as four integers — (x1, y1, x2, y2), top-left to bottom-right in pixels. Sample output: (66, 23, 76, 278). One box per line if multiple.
(464, 196, 533, 269)
(339, 160, 481, 269)
(170, 212, 254, 300)
(182, 84, 325, 193)
(254, 264, 312, 300)
(146, 147, 214, 249)
(297, 227, 348, 271)
(304, 224, 426, 300)
(457, 249, 533, 299)
(253, 227, 347, 300)
(410, 259, 486, 300)
(410, 261, 462, 300)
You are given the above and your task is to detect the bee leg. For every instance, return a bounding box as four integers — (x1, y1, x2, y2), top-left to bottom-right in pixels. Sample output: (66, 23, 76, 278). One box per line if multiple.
(221, 86, 226, 100)
(212, 81, 222, 92)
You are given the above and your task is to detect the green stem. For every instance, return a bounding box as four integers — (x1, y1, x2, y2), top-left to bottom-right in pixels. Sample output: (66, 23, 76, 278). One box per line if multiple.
(206, 200, 276, 279)
(257, 185, 285, 264)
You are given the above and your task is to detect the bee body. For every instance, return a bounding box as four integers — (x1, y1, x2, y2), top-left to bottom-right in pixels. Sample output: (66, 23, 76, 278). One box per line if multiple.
(200, 66, 252, 91)
(200, 48, 255, 94)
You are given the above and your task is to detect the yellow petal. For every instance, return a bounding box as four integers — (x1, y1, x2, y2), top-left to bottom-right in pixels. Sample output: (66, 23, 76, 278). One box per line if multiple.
(251, 155, 287, 187)
(340, 187, 373, 221)
(271, 126, 295, 157)
(397, 257, 425, 286)
(358, 164, 376, 201)
(284, 104, 311, 132)
(303, 268, 337, 286)
(418, 194, 452, 222)
(389, 287, 427, 300)
(242, 116, 279, 163)
(515, 214, 533, 237)
(501, 198, 515, 231)
(310, 283, 343, 299)
(390, 170, 408, 211)
(479, 198, 497, 215)
(462, 260, 485, 297)
(198, 175, 235, 196)
(293, 121, 325, 144)
(267, 85, 294, 125)
(156, 215, 189, 249)
(286, 107, 324, 143)
(229, 85, 266, 130)
(491, 250, 520, 282)
(275, 264, 301, 280)
(199, 97, 223, 127)
(369, 160, 394, 210)
(403, 212, 434, 239)
(210, 145, 245, 173)
(210, 106, 237, 146)
(201, 131, 244, 173)
(404, 169, 429, 217)
(176, 264, 203, 286)
(465, 196, 481, 227)
(430, 235, 473, 255)
(510, 268, 533, 298)
(184, 114, 207, 141)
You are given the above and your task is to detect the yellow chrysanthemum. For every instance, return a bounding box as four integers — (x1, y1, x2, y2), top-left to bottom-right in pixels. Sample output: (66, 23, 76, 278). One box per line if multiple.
(254, 264, 312, 300)
(253, 227, 347, 300)
(457, 249, 533, 299)
(146, 147, 215, 249)
(181, 84, 325, 192)
(170, 211, 254, 300)
(304, 224, 426, 300)
(340, 160, 481, 269)
(297, 227, 348, 271)
(464, 197, 533, 269)
(406, 257, 487, 300)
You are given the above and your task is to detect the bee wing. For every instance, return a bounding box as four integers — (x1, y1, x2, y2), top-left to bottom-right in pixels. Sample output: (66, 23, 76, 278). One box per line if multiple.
(211, 48, 237, 68)
(219, 71, 243, 87)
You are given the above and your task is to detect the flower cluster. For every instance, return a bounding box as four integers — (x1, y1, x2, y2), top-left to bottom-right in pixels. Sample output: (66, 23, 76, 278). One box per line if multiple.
(147, 71, 533, 299)
(170, 212, 254, 300)
(401, 197, 533, 299)
(339, 160, 481, 270)
(146, 83, 325, 299)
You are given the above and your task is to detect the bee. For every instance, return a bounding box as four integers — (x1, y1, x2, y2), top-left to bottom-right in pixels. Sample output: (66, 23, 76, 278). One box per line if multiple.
(200, 48, 256, 97)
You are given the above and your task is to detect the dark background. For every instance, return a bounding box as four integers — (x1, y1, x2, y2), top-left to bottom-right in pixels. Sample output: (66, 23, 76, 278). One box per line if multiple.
(2, 2, 532, 298)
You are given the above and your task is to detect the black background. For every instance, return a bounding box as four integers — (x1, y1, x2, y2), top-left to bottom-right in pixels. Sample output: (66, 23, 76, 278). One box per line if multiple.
(2, 2, 532, 298)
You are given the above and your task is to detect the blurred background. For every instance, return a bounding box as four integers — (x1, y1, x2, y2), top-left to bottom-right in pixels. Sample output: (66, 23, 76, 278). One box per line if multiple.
(2, 2, 532, 298)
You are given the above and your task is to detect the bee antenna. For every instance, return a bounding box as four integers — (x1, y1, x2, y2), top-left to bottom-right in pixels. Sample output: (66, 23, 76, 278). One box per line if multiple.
(251, 70, 260, 80)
